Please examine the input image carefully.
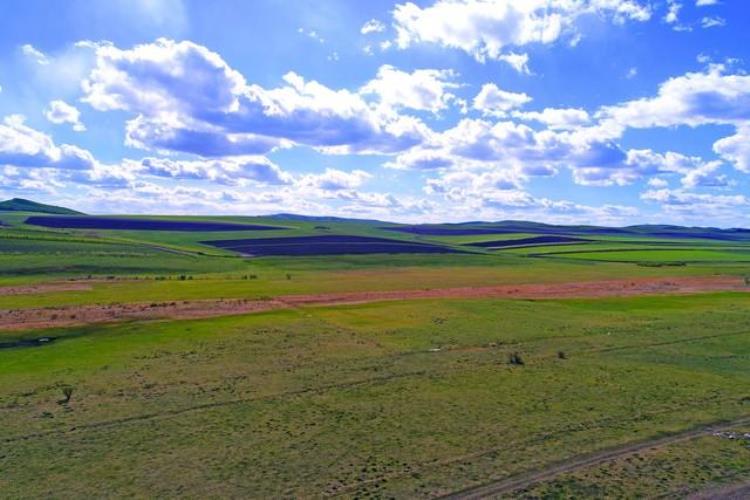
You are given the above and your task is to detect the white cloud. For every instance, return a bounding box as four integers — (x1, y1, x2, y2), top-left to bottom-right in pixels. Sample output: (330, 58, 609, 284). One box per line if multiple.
(598, 65, 750, 130)
(498, 52, 530, 74)
(422, 171, 639, 224)
(664, 1, 682, 25)
(714, 126, 750, 173)
(647, 177, 669, 188)
(696, 0, 718, 6)
(680, 160, 730, 188)
(361, 65, 460, 113)
(599, 65, 750, 175)
(82, 39, 429, 157)
(425, 168, 525, 197)
(0, 115, 94, 170)
(512, 107, 590, 130)
(641, 188, 748, 221)
(136, 156, 292, 185)
(21, 44, 49, 65)
(701, 16, 726, 28)
(301, 168, 371, 191)
(361, 19, 386, 35)
(45, 100, 86, 132)
(473, 83, 532, 116)
(391, 0, 651, 63)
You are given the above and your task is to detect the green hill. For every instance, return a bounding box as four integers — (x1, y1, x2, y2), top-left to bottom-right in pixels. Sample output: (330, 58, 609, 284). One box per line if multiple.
(0, 198, 83, 215)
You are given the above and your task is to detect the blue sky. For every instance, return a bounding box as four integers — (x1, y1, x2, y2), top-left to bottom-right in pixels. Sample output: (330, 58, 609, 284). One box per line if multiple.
(0, 0, 749, 225)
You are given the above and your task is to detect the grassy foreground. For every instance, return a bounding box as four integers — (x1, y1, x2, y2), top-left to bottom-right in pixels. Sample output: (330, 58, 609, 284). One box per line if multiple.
(2, 294, 750, 497)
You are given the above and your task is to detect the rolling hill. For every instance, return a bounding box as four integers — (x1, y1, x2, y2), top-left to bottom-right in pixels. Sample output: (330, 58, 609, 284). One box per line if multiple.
(0, 198, 83, 215)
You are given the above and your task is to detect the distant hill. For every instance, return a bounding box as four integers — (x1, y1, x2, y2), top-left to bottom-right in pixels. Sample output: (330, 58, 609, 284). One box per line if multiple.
(382, 220, 750, 241)
(267, 213, 384, 224)
(0, 198, 83, 215)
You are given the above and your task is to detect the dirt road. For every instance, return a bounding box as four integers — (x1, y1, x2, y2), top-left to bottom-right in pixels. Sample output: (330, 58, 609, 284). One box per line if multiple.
(440, 416, 750, 499)
(0, 275, 747, 331)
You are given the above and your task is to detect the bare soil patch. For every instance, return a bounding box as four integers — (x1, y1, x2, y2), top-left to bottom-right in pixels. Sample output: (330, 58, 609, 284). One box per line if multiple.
(0, 283, 92, 296)
(0, 275, 746, 331)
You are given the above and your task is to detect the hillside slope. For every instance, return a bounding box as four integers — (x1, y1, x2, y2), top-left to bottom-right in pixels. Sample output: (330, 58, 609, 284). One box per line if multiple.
(0, 198, 83, 215)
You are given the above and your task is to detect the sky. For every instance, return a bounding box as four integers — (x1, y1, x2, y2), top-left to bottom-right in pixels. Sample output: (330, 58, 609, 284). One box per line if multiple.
(0, 0, 749, 226)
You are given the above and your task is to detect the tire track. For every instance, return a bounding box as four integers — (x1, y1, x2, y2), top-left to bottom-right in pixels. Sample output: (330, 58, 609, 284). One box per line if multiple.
(439, 416, 750, 500)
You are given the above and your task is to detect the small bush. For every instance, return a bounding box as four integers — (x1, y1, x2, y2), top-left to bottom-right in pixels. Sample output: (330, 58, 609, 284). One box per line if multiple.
(508, 352, 524, 366)
(558, 351, 567, 359)
(59, 386, 74, 404)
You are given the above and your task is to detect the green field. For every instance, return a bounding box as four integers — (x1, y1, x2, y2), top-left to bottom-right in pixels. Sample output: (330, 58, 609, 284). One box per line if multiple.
(2, 210, 750, 497)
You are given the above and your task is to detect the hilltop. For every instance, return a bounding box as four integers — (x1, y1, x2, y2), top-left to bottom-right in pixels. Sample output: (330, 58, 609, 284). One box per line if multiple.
(0, 198, 83, 215)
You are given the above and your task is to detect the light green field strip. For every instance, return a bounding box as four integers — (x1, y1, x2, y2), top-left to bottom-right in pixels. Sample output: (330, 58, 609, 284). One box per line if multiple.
(538, 248, 750, 263)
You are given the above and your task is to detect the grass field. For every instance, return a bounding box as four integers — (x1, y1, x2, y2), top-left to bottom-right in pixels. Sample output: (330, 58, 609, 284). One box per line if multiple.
(2, 210, 750, 497)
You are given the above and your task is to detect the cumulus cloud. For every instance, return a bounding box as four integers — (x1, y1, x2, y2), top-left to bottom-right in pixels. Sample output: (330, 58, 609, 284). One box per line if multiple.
(714, 126, 750, 173)
(300, 168, 371, 191)
(422, 171, 639, 224)
(599, 65, 750, 176)
(82, 39, 429, 156)
(641, 188, 748, 222)
(360, 65, 460, 113)
(45, 100, 86, 131)
(512, 107, 590, 130)
(136, 156, 292, 185)
(0, 115, 94, 170)
(598, 65, 750, 129)
(391, 0, 651, 64)
(680, 161, 730, 188)
(472, 83, 532, 116)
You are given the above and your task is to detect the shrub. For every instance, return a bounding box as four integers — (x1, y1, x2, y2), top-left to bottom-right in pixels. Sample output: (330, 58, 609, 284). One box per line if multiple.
(558, 351, 567, 359)
(508, 352, 524, 366)
(59, 387, 74, 404)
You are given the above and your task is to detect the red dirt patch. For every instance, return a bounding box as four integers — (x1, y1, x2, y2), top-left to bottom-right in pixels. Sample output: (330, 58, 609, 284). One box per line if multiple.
(0, 275, 746, 331)
(0, 283, 92, 296)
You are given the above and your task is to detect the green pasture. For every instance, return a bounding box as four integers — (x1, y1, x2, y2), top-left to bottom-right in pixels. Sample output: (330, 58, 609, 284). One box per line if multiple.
(1, 293, 749, 497)
(539, 248, 750, 263)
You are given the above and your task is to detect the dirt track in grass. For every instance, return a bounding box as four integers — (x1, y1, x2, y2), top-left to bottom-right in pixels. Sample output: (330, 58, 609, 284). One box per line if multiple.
(0, 275, 747, 331)
(439, 415, 750, 500)
(0, 282, 92, 296)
